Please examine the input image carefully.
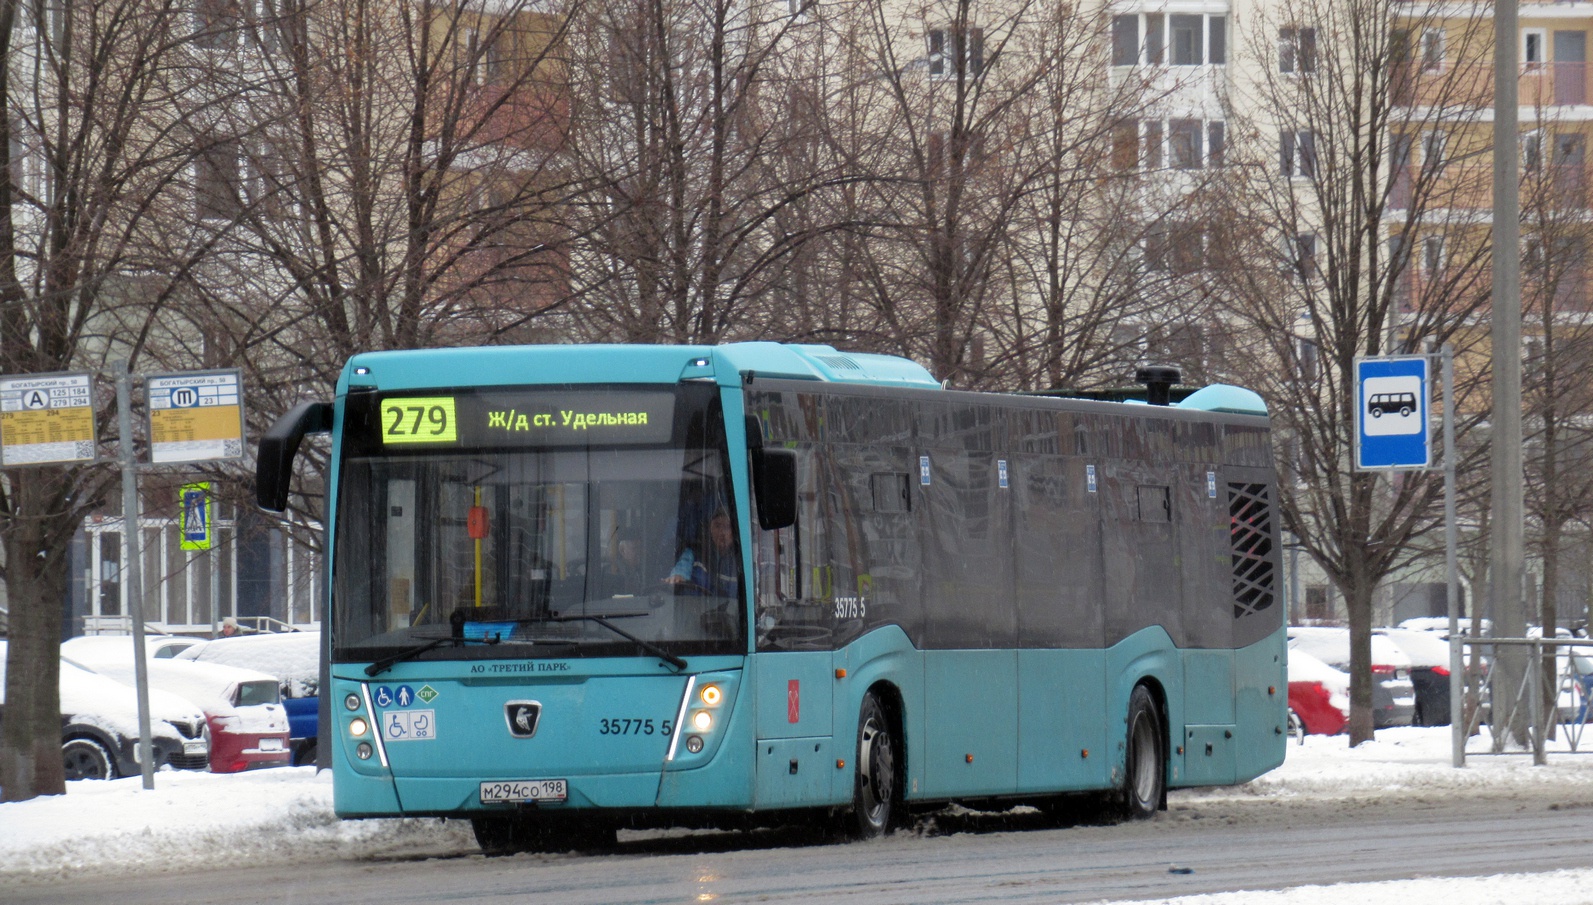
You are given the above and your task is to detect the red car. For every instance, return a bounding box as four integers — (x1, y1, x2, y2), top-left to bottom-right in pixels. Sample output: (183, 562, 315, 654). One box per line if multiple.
(1287, 648, 1349, 737)
(64, 652, 291, 773)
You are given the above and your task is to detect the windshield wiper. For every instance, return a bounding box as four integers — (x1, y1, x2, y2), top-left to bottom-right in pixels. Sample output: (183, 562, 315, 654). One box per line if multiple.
(366, 635, 468, 677)
(365, 610, 480, 677)
(548, 613, 687, 671)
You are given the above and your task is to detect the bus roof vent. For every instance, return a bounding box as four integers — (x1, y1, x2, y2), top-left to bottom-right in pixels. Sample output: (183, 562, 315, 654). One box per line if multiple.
(814, 355, 863, 371)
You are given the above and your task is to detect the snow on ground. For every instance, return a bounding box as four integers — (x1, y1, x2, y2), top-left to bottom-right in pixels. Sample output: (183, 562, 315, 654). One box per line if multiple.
(3, 726, 1593, 903)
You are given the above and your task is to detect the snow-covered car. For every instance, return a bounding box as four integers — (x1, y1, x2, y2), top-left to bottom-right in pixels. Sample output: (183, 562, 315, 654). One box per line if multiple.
(1288, 626, 1416, 728)
(1378, 627, 1456, 726)
(0, 640, 209, 779)
(61, 633, 203, 663)
(62, 650, 290, 774)
(1286, 647, 1349, 737)
(177, 632, 321, 765)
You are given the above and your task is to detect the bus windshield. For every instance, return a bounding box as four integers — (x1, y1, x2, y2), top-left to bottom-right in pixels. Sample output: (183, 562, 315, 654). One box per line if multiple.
(332, 385, 743, 662)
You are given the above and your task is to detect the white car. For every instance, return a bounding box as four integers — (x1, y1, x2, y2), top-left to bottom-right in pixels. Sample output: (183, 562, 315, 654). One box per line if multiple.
(0, 640, 209, 779)
(62, 646, 291, 774)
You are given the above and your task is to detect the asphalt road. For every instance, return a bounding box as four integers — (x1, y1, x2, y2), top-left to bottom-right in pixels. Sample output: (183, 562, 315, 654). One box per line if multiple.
(11, 788, 1588, 904)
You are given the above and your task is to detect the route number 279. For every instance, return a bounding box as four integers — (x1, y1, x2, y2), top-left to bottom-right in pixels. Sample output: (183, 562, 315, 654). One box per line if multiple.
(380, 397, 458, 444)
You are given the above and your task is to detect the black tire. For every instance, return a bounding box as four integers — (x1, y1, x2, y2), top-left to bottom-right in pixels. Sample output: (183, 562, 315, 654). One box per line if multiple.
(847, 692, 899, 839)
(1117, 685, 1164, 821)
(471, 816, 534, 856)
(63, 737, 115, 781)
(471, 816, 615, 855)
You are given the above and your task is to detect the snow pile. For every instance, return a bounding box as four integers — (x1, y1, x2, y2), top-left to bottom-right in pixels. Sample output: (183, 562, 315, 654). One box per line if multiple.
(0, 767, 471, 881)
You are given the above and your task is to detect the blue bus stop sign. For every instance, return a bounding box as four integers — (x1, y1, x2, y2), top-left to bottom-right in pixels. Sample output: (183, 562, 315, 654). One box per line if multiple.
(1355, 355, 1430, 469)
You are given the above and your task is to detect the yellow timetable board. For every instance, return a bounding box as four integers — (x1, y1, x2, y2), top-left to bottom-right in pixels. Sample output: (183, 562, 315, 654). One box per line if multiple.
(0, 373, 97, 466)
(147, 370, 245, 463)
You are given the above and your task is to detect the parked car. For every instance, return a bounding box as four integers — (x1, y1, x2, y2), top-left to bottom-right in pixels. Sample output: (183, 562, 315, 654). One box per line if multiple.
(62, 648, 290, 773)
(61, 633, 204, 665)
(1287, 647, 1349, 738)
(178, 632, 321, 765)
(1379, 627, 1455, 726)
(0, 641, 209, 780)
(1287, 626, 1417, 728)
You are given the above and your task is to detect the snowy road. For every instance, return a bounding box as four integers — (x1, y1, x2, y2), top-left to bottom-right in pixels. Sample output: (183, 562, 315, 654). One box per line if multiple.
(5, 728, 1593, 903)
(8, 789, 1591, 904)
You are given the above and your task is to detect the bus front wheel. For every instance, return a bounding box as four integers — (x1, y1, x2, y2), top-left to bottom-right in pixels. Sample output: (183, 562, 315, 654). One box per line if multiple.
(847, 692, 899, 838)
(1117, 685, 1164, 821)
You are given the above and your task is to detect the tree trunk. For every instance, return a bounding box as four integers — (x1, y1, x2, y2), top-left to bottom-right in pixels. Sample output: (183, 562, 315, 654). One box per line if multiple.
(0, 470, 76, 801)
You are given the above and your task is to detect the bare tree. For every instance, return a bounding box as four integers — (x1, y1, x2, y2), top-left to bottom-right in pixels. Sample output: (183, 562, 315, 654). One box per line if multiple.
(1221, 0, 1494, 744)
(0, 0, 252, 801)
(1519, 104, 1593, 726)
(558, 0, 837, 343)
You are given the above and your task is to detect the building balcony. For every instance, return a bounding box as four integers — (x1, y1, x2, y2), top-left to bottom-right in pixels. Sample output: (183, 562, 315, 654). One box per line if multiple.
(1394, 60, 1593, 111)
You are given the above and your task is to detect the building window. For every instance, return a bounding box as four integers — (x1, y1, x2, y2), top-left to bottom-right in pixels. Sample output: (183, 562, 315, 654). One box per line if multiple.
(1171, 15, 1202, 65)
(194, 0, 254, 50)
(1112, 15, 1139, 66)
(195, 135, 243, 221)
(1136, 118, 1226, 171)
(1421, 27, 1444, 72)
(1296, 337, 1319, 383)
(1169, 119, 1202, 169)
(1281, 129, 1316, 178)
(1112, 119, 1140, 170)
(1422, 234, 1445, 276)
(1122, 13, 1224, 66)
(1291, 232, 1317, 282)
(8, 115, 48, 203)
(928, 26, 984, 79)
(1279, 26, 1316, 74)
(1208, 121, 1226, 166)
(1421, 130, 1447, 174)
(1524, 29, 1546, 70)
(1524, 132, 1543, 171)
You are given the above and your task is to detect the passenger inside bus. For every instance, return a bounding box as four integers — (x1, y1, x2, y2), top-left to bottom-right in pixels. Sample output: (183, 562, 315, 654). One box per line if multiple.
(595, 531, 648, 597)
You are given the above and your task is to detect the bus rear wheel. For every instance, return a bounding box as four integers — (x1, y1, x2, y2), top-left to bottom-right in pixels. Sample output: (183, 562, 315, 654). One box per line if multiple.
(847, 692, 899, 838)
(1117, 685, 1164, 821)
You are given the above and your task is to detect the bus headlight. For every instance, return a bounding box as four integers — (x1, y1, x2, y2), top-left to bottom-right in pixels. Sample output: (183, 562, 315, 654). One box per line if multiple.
(700, 684, 723, 706)
(691, 710, 713, 732)
(350, 717, 369, 737)
(345, 693, 362, 711)
(356, 742, 374, 760)
(685, 736, 705, 753)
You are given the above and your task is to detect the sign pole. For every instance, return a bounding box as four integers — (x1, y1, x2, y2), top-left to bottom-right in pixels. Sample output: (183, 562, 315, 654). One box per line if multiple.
(115, 360, 155, 790)
(1443, 346, 1463, 768)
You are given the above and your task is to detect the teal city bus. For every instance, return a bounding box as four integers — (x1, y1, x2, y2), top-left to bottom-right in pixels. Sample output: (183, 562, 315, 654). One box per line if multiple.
(256, 343, 1286, 852)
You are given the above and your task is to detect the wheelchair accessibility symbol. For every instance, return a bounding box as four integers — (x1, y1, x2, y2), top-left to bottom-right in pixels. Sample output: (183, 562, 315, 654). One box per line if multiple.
(383, 709, 436, 742)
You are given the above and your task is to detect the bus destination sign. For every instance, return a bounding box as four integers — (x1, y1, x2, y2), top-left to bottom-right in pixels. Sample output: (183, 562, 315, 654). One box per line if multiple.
(380, 390, 676, 448)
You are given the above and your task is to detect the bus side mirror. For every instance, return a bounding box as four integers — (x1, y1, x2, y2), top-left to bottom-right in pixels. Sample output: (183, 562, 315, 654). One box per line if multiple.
(256, 401, 333, 512)
(752, 448, 797, 531)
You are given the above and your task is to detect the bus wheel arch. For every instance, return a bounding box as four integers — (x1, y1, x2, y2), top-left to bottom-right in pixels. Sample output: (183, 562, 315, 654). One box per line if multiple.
(1118, 681, 1167, 820)
(846, 684, 904, 838)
